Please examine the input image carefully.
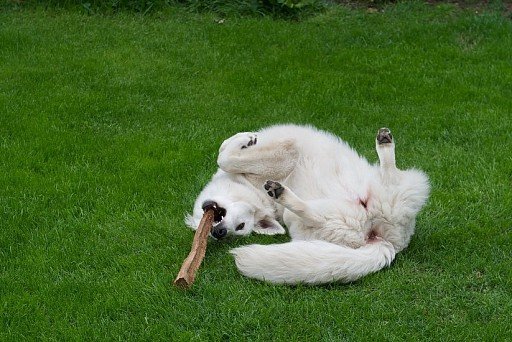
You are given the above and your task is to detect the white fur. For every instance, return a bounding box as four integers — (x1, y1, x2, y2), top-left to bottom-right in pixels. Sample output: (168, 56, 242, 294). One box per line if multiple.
(218, 124, 430, 284)
(231, 239, 395, 284)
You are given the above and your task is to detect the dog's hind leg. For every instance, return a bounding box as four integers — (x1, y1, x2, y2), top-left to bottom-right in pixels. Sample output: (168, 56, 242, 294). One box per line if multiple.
(264, 180, 325, 227)
(218, 133, 299, 180)
(376, 128, 399, 184)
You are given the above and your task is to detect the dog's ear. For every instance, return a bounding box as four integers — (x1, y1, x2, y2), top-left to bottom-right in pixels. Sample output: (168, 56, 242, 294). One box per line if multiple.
(253, 218, 286, 235)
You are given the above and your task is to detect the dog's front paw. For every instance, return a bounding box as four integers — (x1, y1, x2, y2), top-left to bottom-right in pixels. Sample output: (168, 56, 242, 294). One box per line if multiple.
(219, 132, 257, 153)
(241, 134, 257, 149)
(377, 128, 393, 145)
(264, 180, 284, 199)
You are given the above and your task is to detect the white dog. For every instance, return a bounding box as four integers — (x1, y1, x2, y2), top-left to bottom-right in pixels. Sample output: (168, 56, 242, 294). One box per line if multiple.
(214, 124, 430, 284)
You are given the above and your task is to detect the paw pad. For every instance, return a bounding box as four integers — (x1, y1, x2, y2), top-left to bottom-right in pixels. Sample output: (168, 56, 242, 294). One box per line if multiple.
(241, 135, 257, 149)
(377, 128, 393, 145)
(264, 180, 284, 199)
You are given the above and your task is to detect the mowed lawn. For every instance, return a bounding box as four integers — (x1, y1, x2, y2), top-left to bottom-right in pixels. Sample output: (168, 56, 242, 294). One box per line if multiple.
(1, 3, 511, 340)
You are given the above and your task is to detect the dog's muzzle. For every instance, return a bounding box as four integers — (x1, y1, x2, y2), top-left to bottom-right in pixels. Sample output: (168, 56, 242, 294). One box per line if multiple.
(201, 200, 228, 239)
(201, 200, 226, 223)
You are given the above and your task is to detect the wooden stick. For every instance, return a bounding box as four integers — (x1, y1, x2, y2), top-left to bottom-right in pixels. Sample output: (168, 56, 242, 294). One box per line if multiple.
(173, 208, 215, 289)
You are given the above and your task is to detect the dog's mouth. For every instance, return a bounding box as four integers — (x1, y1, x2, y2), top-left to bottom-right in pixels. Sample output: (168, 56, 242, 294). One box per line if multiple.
(201, 200, 226, 223)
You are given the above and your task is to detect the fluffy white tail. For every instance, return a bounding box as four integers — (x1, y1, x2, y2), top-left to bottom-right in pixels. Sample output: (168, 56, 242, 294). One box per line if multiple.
(230, 239, 396, 285)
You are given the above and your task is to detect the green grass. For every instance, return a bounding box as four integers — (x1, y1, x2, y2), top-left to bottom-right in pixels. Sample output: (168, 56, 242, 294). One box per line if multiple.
(1, 3, 512, 340)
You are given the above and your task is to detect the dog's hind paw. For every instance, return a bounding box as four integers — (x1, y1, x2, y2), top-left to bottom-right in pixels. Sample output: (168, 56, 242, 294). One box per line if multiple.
(264, 180, 284, 199)
(377, 128, 393, 145)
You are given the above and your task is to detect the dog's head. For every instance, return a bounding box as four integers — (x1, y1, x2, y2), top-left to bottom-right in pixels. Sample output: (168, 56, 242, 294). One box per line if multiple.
(185, 199, 285, 240)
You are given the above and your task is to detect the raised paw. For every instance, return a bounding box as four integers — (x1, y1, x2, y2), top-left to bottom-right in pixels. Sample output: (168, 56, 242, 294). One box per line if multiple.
(241, 134, 257, 149)
(264, 180, 284, 199)
(377, 128, 393, 145)
(219, 132, 258, 153)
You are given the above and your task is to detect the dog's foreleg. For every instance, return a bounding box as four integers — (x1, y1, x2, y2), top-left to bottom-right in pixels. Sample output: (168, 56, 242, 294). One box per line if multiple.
(376, 128, 399, 184)
(218, 133, 298, 180)
(264, 181, 325, 227)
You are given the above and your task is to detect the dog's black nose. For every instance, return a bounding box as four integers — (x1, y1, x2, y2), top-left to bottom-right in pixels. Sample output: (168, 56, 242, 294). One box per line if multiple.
(212, 227, 227, 239)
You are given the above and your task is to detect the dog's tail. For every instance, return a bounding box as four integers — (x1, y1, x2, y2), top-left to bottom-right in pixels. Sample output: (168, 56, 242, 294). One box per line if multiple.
(230, 239, 396, 285)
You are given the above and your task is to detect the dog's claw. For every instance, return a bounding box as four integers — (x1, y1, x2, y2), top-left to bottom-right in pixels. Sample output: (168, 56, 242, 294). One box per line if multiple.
(377, 128, 393, 145)
(264, 180, 284, 199)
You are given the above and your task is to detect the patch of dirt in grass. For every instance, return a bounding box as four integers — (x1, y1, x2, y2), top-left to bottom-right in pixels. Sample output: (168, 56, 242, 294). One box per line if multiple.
(333, 0, 512, 18)
(426, 0, 512, 17)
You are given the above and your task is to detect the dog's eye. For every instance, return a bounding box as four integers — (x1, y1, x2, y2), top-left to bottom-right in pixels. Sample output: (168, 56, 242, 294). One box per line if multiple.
(235, 223, 245, 231)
